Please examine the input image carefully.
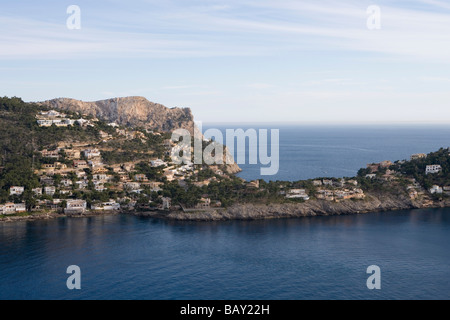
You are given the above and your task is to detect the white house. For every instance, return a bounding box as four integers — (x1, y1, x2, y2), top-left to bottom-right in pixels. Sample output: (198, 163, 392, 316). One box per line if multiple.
(162, 197, 171, 210)
(150, 159, 166, 167)
(44, 186, 56, 196)
(14, 203, 26, 212)
(426, 165, 442, 175)
(286, 189, 310, 201)
(430, 185, 443, 194)
(60, 179, 73, 187)
(10, 186, 25, 196)
(125, 182, 141, 190)
(84, 149, 101, 159)
(92, 200, 120, 211)
(37, 119, 53, 127)
(1, 202, 26, 214)
(65, 200, 87, 214)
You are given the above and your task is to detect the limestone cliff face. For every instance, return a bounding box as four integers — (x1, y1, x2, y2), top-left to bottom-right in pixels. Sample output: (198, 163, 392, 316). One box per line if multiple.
(40, 97, 195, 133)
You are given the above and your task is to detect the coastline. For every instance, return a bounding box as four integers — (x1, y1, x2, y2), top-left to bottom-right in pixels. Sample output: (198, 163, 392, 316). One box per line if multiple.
(132, 192, 449, 221)
(0, 210, 120, 223)
(2, 192, 449, 224)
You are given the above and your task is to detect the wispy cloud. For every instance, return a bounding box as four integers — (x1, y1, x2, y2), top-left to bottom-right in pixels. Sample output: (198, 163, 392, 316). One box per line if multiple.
(0, 0, 449, 61)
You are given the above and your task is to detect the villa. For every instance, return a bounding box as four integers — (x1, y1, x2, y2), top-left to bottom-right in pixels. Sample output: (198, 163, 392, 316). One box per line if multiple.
(10, 186, 24, 196)
(426, 165, 442, 175)
(64, 200, 87, 215)
(286, 189, 310, 201)
(430, 185, 443, 194)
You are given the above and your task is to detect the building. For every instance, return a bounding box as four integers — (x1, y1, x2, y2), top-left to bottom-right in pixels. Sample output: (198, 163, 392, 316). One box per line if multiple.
(10, 186, 24, 196)
(0, 202, 26, 215)
(286, 189, 310, 200)
(365, 174, 377, 179)
(247, 180, 260, 189)
(59, 189, 72, 195)
(93, 174, 108, 182)
(40, 176, 54, 185)
(411, 153, 426, 161)
(312, 180, 322, 186)
(60, 179, 73, 187)
(40, 149, 60, 159)
(94, 184, 106, 192)
(75, 181, 89, 189)
(73, 160, 88, 169)
(125, 182, 141, 190)
(150, 159, 166, 167)
(430, 185, 443, 194)
(322, 180, 333, 186)
(32, 188, 43, 196)
(316, 190, 334, 201)
(367, 161, 393, 173)
(36, 119, 53, 127)
(196, 197, 211, 209)
(134, 174, 149, 182)
(44, 186, 56, 196)
(92, 200, 120, 211)
(64, 200, 87, 214)
(148, 181, 163, 192)
(334, 179, 345, 188)
(426, 165, 442, 175)
(65, 149, 81, 159)
(379, 160, 393, 168)
(83, 149, 101, 159)
(162, 197, 171, 210)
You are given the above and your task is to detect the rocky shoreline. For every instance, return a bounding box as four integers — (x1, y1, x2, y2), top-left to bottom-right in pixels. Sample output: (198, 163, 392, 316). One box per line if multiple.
(2, 193, 448, 224)
(134, 193, 449, 221)
(0, 210, 120, 223)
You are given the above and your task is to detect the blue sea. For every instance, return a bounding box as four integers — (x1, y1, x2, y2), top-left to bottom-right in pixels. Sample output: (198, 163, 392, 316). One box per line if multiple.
(204, 124, 450, 181)
(1, 125, 450, 300)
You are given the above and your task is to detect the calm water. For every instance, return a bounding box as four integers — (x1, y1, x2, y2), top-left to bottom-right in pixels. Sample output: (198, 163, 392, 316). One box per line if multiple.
(204, 124, 450, 181)
(1, 125, 450, 300)
(0, 209, 449, 300)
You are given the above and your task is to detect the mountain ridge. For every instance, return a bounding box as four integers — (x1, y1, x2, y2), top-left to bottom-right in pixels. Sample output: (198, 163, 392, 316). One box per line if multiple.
(39, 96, 195, 133)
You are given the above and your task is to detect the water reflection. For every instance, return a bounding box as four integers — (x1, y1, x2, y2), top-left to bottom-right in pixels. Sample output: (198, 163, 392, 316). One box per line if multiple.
(0, 208, 449, 300)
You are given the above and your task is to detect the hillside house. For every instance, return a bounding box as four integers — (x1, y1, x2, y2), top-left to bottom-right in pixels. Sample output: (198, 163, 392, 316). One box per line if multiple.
(430, 185, 443, 194)
(426, 165, 442, 175)
(44, 186, 56, 196)
(32, 188, 43, 196)
(10, 186, 24, 196)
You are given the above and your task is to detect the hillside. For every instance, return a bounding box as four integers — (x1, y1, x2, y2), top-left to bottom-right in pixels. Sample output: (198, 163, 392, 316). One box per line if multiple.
(39, 96, 195, 133)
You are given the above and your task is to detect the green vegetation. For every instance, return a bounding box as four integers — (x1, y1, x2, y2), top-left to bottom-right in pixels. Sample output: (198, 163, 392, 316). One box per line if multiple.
(397, 148, 450, 189)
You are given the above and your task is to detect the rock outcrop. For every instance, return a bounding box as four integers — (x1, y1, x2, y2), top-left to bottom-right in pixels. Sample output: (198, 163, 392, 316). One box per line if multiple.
(40, 96, 195, 133)
(140, 193, 446, 221)
(40, 96, 242, 173)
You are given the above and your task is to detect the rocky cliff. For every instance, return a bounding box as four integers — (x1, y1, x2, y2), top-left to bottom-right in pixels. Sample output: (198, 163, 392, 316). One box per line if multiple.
(138, 193, 446, 221)
(40, 96, 242, 173)
(40, 97, 195, 133)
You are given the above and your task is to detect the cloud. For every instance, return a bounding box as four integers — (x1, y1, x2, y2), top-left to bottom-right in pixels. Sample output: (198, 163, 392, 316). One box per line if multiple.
(0, 0, 449, 62)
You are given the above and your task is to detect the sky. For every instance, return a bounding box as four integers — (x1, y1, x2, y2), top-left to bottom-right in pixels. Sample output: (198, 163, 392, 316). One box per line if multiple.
(1, 0, 450, 124)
